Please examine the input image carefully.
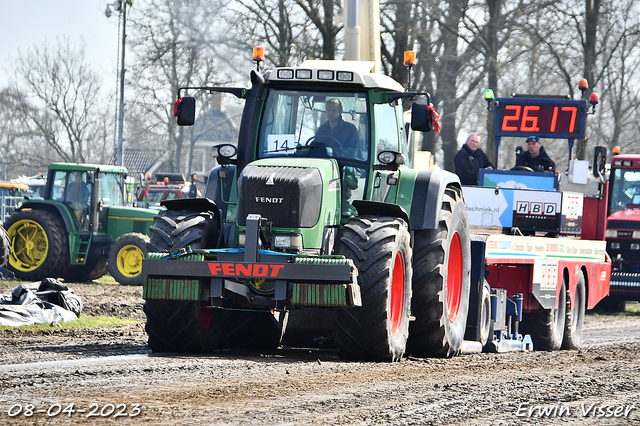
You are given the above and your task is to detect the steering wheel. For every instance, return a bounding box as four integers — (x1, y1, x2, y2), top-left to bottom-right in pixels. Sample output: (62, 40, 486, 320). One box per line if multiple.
(510, 166, 534, 172)
(305, 135, 342, 153)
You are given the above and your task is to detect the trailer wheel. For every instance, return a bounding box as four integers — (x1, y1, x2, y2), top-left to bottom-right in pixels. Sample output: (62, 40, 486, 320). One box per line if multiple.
(108, 233, 149, 286)
(478, 281, 492, 347)
(407, 186, 471, 358)
(0, 225, 10, 268)
(5, 210, 69, 280)
(144, 300, 222, 353)
(336, 216, 412, 361)
(523, 279, 567, 351)
(63, 258, 109, 282)
(562, 271, 585, 349)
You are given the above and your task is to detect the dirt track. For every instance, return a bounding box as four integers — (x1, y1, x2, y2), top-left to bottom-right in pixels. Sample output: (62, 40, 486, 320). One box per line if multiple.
(1, 280, 639, 425)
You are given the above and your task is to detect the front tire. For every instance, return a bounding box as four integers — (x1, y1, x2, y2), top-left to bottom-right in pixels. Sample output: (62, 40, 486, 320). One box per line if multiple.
(5, 210, 69, 280)
(108, 233, 149, 286)
(408, 186, 471, 358)
(335, 216, 412, 362)
(562, 271, 585, 349)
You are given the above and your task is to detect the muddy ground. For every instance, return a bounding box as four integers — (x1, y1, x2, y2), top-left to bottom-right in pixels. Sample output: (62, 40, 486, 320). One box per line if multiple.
(0, 280, 639, 425)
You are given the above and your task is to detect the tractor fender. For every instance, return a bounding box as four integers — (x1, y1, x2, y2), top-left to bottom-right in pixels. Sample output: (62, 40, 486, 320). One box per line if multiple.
(16, 200, 76, 234)
(352, 200, 410, 228)
(409, 169, 462, 230)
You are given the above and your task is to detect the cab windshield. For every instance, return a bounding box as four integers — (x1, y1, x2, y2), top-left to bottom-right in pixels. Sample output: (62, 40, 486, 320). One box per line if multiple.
(609, 168, 640, 215)
(257, 89, 369, 162)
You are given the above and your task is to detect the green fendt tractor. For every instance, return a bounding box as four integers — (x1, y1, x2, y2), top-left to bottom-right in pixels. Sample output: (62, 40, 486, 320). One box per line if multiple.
(5, 163, 157, 284)
(142, 61, 470, 361)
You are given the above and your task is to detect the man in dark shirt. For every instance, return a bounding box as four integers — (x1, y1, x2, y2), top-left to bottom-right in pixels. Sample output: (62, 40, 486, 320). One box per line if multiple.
(454, 133, 494, 185)
(315, 99, 359, 154)
(516, 135, 556, 172)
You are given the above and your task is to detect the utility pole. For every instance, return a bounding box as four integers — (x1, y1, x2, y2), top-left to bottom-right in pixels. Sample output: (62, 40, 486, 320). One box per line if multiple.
(105, 0, 132, 166)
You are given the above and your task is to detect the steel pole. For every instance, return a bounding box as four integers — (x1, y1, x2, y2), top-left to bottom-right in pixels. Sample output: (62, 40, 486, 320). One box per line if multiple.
(116, 2, 127, 166)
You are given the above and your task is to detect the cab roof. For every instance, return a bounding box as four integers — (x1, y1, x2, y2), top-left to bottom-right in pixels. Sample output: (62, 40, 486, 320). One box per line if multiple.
(265, 60, 405, 92)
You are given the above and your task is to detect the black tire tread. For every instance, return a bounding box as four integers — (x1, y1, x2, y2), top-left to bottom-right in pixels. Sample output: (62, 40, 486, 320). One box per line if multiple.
(522, 280, 567, 351)
(407, 186, 471, 358)
(335, 216, 412, 362)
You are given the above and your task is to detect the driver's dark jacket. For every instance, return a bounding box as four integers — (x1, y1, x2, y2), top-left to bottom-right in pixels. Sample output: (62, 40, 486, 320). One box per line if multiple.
(516, 146, 556, 172)
(315, 117, 359, 151)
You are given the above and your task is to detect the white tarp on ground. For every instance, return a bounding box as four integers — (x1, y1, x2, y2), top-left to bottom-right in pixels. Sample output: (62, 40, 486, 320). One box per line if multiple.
(0, 279, 83, 327)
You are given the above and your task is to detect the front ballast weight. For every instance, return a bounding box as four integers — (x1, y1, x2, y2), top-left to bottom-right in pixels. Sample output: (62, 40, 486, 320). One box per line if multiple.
(142, 214, 361, 310)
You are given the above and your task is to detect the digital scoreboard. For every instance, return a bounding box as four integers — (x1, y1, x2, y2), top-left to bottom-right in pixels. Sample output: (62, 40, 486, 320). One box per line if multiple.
(494, 98, 587, 140)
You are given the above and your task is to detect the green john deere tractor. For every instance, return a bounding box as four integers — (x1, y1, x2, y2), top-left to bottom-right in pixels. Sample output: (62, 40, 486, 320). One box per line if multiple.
(5, 163, 157, 284)
(141, 60, 471, 361)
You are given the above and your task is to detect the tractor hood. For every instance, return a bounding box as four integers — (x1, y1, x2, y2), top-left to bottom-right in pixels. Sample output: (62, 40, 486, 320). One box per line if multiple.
(236, 158, 342, 249)
(607, 209, 640, 230)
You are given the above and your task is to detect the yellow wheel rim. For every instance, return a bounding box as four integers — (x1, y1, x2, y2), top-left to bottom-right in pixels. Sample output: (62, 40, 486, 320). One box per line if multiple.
(117, 244, 144, 278)
(8, 219, 49, 272)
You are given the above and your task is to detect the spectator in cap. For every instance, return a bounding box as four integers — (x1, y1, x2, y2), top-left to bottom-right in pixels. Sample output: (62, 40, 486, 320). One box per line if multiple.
(454, 132, 494, 185)
(516, 135, 556, 172)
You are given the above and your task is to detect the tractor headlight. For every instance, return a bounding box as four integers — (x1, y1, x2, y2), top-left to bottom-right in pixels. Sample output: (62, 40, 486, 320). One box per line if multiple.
(610, 242, 620, 250)
(605, 229, 617, 238)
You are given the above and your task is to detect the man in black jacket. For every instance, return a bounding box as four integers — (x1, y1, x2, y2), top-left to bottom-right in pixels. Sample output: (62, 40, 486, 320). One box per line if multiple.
(516, 135, 556, 172)
(454, 133, 494, 185)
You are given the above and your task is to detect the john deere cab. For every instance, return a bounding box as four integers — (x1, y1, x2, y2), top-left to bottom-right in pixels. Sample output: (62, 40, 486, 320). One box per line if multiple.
(5, 163, 157, 284)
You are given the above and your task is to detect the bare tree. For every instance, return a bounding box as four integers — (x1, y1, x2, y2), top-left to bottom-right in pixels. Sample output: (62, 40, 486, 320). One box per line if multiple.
(225, 0, 318, 67)
(8, 38, 109, 165)
(128, 0, 226, 174)
(294, 0, 343, 60)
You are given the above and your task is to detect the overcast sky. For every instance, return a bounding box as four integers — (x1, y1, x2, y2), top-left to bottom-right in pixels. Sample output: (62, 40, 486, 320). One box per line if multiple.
(0, 0, 122, 88)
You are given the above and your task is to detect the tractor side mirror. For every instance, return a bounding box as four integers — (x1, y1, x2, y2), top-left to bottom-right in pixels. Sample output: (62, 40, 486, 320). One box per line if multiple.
(593, 146, 607, 179)
(175, 97, 196, 126)
(410, 103, 433, 132)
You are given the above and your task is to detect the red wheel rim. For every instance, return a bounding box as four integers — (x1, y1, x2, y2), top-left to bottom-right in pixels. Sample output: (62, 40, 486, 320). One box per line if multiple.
(390, 251, 405, 336)
(447, 231, 463, 323)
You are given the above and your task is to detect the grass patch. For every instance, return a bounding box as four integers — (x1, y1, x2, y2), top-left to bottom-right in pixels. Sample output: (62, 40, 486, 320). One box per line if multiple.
(95, 273, 117, 283)
(0, 315, 141, 332)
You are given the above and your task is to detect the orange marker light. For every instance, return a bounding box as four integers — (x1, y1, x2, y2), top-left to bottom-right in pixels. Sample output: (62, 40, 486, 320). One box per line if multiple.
(589, 92, 599, 105)
(578, 78, 588, 91)
(403, 51, 416, 66)
(253, 47, 265, 62)
(164, 177, 169, 184)
(613, 146, 621, 155)
(147, 173, 152, 179)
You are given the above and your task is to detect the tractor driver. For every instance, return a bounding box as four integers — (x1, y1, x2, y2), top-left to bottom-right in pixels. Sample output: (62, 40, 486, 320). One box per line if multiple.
(66, 172, 91, 230)
(516, 135, 556, 172)
(315, 98, 359, 156)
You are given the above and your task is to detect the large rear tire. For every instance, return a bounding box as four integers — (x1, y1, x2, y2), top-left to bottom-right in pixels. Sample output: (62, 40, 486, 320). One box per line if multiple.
(522, 278, 567, 351)
(5, 210, 69, 280)
(562, 271, 585, 349)
(335, 216, 412, 362)
(407, 186, 471, 358)
(63, 258, 109, 282)
(108, 233, 149, 286)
